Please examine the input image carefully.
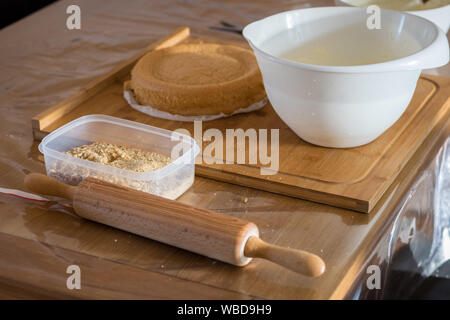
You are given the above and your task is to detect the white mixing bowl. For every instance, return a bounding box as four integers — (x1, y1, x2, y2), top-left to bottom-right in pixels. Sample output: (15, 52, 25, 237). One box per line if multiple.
(243, 7, 449, 148)
(334, 0, 450, 33)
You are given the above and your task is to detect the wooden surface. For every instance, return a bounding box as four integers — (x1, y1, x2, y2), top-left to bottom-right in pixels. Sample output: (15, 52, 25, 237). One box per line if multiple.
(2, 119, 448, 299)
(0, 0, 449, 300)
(30, 28, 450, 213)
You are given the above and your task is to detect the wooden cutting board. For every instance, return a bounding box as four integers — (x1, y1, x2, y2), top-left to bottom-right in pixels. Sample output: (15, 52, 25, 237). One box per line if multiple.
(31, 27, 450, 213)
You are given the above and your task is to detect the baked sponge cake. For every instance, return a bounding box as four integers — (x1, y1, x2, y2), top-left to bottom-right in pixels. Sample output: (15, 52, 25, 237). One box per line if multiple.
(124, 43, 266, 116)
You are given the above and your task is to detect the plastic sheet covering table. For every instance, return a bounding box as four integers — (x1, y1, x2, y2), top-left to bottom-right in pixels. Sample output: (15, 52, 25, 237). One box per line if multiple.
(0, 0, 448, 299)
(346, 138, 450, 299)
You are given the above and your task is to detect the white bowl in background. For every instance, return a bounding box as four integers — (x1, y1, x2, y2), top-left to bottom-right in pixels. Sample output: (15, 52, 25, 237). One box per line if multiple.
(243, 7, 449, 148)
(334, 0, 450, 33)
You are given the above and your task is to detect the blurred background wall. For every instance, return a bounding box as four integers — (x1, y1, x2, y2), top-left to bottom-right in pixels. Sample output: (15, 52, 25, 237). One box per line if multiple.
(1, 0, 59, 29)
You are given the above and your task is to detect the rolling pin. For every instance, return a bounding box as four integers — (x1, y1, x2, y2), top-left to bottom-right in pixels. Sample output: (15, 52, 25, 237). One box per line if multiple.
(24, 173, 325, 277)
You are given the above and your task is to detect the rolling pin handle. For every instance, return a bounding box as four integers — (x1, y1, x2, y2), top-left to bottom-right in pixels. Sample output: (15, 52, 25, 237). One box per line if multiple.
(244, 236, 326, 277)
(24, 173, 76, 201)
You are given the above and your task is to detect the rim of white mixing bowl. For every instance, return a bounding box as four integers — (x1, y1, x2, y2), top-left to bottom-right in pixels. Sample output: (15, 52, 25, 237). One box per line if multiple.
(243, 7, 449, 74)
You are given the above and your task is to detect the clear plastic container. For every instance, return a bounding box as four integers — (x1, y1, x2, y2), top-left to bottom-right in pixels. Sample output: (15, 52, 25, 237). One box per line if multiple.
(38, 115, 199, 200)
